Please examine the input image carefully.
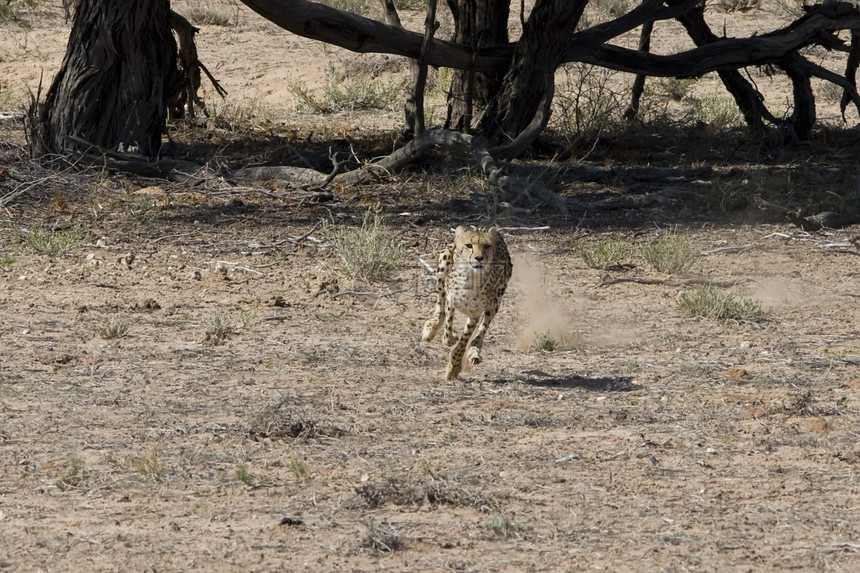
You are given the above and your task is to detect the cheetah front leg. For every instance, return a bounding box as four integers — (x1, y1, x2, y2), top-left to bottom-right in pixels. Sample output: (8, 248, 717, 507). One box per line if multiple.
(422, 246, 452, 342)
(466, 305, 498, 366)
(446, 314, 479, 380)
(441, 303, 457, 346)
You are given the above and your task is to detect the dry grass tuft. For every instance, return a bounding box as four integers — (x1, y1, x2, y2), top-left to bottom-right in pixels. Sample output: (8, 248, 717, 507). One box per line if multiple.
(361, 517, 403, 554)
(356, 476, 495, 509)
(249, 396, 348, 440)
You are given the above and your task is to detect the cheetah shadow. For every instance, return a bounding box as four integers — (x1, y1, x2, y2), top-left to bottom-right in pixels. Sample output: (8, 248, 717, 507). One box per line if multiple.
(508, 370, 642, 392)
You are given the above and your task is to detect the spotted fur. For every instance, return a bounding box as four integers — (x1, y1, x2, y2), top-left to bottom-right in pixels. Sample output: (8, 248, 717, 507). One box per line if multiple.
(422, 226, 512, 380)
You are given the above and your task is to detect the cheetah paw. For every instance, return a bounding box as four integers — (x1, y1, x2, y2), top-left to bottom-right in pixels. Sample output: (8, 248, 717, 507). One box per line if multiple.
(445, 361, 461, 380)
(422, 319, 439, 342)
(466, 347, 482, 366)
(442, 332, 457, 347)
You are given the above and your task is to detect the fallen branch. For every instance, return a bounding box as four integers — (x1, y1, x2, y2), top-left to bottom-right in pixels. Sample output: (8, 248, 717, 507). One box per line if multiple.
(231, 128, 572, 214)
(595, 276, 752, 288)
(754, 195, 860, 231)
(584, 187, 705, 211)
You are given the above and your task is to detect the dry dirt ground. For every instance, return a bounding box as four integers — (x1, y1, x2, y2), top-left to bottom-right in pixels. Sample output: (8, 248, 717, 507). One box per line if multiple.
(3, 2, 860, 572)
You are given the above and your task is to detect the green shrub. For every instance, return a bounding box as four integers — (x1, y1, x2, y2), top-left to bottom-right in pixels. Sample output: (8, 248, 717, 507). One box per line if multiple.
(25, 224, 85, 257)
(575, 239, 633, 269)
(642, 232, 698, 275)
(326, 207, 405, 282)
(679, 284, 766, 321)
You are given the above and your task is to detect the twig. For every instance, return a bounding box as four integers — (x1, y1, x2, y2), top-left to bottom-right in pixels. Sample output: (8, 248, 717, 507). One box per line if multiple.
(824, 249, 860, 256)
(821, 542, 860, 550)
(595, 276, 752, 288)
(700, 244, 752, 255)
(215, 261, 264, 276)
(418, 257, 436, 274)
(150, 233, 193, 244)
(317, 289, 407, 299)
(496, 225, 551, 232)
(279, 220, 323, 245)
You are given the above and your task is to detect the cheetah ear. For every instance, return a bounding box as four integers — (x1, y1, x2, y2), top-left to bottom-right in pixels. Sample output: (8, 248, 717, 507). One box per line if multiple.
(454, 226, 466, 240)
(487, 226, 500, 238)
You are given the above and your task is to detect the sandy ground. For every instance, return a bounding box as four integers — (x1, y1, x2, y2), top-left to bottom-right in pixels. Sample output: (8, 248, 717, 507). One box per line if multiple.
(2, 1, 860, 571)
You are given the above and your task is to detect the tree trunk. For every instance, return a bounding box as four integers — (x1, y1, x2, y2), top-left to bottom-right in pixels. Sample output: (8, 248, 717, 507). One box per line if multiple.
(671, 0, 774, 135)
(782, 53, 816, 140)
(479, 0, 588, 154)
(444, 0, 509, 132)
(32, 0, 180, 159)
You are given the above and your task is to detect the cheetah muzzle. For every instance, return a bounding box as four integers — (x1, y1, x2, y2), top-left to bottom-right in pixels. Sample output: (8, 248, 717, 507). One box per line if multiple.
(422, 226, 512, 380)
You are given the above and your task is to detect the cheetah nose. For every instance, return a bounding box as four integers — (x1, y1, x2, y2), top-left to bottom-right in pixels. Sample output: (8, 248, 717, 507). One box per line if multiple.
(474, 255, 484, 262)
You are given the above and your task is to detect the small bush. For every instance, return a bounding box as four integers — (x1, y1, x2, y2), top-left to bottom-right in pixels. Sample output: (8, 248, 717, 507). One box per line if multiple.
(531, 331, 557, 352)
(0, 0, 36, 23)
(679, 284, 766, 321)
(25, 224, 85, 256)
(290, 456, 310, 479)
(235, 463, 254, 485)
(208, 97, 273, 132)
(642, 232, 698, 275)
(687, 95, 743, 129)
(716, 0, 760, 12)
(575, 239, 633, 269)
(97, 317, 130, 340)
(554, 63, 626, 150)
(289, 66, 401, 114)
(202, 312, 234, 346)
(653, 77, 696, 102)
(183, 2, 236, 26)
(484, 513, 525, 539)
(326, 207, 406, 282)
(321, 0, 378, 17)
(133, 448, 165, 481)
(362, 517, 402, 554)
(55, 455, 90, 491)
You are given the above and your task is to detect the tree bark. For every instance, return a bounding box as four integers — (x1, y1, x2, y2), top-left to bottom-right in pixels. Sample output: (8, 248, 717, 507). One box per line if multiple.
(444, 0, 509, 132)
(480, 0, 588, 152)
(32, 0, 181, 158)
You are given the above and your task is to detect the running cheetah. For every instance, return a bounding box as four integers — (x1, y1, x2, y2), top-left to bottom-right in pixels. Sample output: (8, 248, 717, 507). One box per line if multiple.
(422, 226, 512, 380)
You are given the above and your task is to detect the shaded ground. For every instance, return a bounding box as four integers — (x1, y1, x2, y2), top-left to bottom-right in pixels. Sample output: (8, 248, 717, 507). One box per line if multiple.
(2, 1, 860, 572)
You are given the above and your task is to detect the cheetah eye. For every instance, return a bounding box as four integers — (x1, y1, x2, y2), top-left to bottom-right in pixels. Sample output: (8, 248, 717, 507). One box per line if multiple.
(465, 243, 472, 249)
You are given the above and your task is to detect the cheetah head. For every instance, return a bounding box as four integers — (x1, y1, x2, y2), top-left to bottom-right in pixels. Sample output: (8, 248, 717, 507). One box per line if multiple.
(454, 226, 501, 270)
